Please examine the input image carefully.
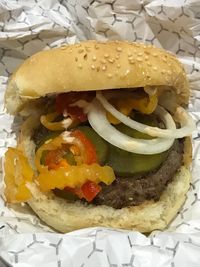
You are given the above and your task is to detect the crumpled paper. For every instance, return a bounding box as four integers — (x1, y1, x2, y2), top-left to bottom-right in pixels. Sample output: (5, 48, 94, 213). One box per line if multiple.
(1, 226, 200, 267)
(0, 0, 200, 266)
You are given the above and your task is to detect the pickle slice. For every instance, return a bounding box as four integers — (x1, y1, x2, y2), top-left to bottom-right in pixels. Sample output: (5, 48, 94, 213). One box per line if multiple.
(36, 131, 62, 150)
(53, 188, 78, 201)
(106, 122, 168, 176)
(106, 145, 168, 176)
(63, 150, 76, 165)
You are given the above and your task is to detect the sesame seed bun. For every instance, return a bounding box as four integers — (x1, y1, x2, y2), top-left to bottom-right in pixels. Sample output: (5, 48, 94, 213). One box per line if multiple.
(5, 40, 189, 115)
(3, 40, 192, 233)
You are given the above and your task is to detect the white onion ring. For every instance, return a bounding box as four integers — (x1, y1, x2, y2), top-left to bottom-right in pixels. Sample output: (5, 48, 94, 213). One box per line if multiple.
(88, 99, 174, 155)
(96, 91, 195, 138)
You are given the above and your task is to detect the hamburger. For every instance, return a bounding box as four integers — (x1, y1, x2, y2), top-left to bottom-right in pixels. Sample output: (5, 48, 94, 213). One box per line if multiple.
(3, 40, 195, 233)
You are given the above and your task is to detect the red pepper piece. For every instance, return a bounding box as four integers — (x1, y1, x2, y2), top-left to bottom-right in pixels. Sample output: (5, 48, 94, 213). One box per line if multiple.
(72, 130, 97, 165)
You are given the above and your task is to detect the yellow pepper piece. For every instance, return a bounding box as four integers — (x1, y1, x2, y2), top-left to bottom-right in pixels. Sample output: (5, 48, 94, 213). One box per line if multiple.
(35, 132, 115, 191)
(107, 93, 158, 124)
(36, 163, 115, 192)
(4, 148, 34, 203)
(40, 112, 72, 131)
(107, 103, 133, 124)
(130, 93, 158, 115)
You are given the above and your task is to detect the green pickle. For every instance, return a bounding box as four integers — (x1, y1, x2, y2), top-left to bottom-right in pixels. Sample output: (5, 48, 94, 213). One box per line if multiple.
(106, 122, 168, 176)
(106, 145, 167, 176)
(40, 150, 48, 165)
(63, 150, 76, 165)
(37, 131, 62, 149)
(53, 188, 78, 201)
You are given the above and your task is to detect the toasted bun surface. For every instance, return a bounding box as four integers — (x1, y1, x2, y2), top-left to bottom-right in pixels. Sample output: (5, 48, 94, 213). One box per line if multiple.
(5, 41, 189, 114)
(28, 165, 191, 233)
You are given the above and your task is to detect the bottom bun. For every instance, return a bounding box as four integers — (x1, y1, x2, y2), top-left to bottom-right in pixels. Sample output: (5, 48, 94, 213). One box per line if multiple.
(28, 166, 191, 233)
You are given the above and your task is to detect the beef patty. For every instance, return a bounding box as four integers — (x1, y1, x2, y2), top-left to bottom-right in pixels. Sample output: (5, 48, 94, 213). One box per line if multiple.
(93, 140, 183, 208)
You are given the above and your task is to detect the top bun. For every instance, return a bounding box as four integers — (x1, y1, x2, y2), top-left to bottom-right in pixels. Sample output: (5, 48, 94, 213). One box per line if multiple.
(5, 40, 189, 115)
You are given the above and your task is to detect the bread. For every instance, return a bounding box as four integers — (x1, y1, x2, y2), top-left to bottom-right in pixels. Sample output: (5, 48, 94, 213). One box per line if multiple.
(4, 41, 193, 233)
(5, 40, 189, 114)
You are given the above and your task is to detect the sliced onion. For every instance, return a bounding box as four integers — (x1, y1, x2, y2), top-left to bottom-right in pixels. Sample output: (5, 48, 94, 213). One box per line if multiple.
(88, 99, 174, 155)
(96, 91, 195, 138)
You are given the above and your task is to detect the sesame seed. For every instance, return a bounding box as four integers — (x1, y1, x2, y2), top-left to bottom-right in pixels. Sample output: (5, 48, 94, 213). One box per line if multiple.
(137, 52, 143, 56)
(163, 58, 167, 62)
(117, 64, 121, 68)
(108, 58, 114, 63)
(137, 57, 143, 62)
(153, 66, 157, 71)
(153, 53, 158, 57)
(107, 73, 112, 78)
(128, 52, 132, 57)
(161, 69, 166, 74)
(61, 46, 67, 50)
(91, 65, 95, 70)
(145, 55, 149, 60)
(115, 55, 120, 59)
(125, 69, 130, 75)
(30, 57, 36, 63)
(167, 70, 172, 75)
(70, 49, 73, 53)
(147, 62, 152, 66)
(116, 47, 122, 52)
(128, 56, 133, 61)
(78, 64, 82, 69)
(130, 60, 135, 64)
(95, 45, 99, 49)
(104, 54, 109, 58)
(102, 65, 107, 71)
(78, 48, 84, 53)
(92, 56, 97, 61)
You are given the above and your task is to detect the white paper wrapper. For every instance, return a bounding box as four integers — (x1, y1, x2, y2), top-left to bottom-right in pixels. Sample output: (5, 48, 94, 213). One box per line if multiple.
(0, 0, 200, 266)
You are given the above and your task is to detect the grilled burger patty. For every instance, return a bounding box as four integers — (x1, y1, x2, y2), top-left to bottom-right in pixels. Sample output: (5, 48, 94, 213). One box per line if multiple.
(94, 139, 183, 208)
(32, 125, 183, 209)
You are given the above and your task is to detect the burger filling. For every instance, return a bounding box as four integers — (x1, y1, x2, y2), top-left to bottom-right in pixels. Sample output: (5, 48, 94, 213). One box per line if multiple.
(4, 89, 194, 208)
